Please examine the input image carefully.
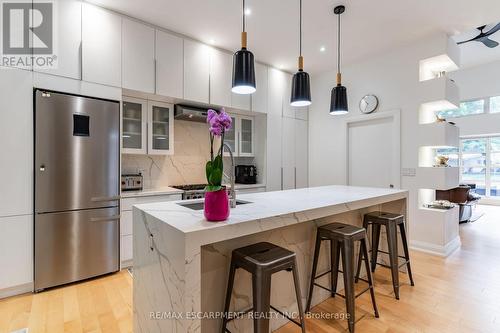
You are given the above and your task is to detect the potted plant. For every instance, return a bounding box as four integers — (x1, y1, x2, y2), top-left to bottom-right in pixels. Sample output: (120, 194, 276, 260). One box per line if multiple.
(204, 108, 232, 221)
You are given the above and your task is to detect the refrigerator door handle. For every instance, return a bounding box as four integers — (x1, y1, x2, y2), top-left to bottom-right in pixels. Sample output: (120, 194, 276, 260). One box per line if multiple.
(90, 215, 121, 222)
(91, 195, 121, 202)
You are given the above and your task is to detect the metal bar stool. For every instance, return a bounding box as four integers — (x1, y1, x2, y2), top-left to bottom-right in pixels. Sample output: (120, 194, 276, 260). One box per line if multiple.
(306, 223, 379, 333)
(355, 212, 415, 300)
(221, 242, 306, 333)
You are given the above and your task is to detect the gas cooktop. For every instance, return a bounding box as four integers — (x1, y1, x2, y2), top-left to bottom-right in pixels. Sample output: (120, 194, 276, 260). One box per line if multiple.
(171, 184, 207, 191)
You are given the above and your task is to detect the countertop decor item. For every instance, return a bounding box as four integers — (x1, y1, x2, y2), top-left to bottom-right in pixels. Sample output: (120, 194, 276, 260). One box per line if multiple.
(330, 5, 348, 115)
(290, 0, 312, 107)
(434, 155, 449, 167)
(232, 0, 256, 94)
(204, 108, 232, 221)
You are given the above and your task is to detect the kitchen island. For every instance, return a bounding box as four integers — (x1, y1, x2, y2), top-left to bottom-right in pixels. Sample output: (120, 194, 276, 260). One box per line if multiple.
(133, 185, 408, 333)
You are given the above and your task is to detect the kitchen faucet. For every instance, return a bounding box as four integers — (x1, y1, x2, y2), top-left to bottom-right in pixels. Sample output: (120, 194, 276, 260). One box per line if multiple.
(222, 143, 236, 208)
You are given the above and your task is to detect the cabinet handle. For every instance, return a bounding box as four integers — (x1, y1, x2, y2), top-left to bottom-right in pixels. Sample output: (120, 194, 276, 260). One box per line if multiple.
(281, 167, 284, 190)
(90, 215, 120, 222)
(91, 195, 120, 202)
(149, 233, 154, 251)
(294, 167, 297, 189)
(154, 59, 157, 93)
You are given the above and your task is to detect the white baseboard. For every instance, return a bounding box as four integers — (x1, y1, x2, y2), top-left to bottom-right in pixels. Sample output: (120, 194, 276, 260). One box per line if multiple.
(121, 259, 133, 269)
(0, 282, 33, 300)
(410, 236, 461, 257)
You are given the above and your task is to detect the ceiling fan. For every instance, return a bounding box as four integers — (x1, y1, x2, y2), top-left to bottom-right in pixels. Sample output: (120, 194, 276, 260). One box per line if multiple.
(457, 23, 500, 48)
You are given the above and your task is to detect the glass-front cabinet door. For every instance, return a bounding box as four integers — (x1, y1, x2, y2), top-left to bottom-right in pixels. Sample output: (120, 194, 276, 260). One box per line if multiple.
(224, 116, 238, 156)
(147, 101, 174, 155)
(239, 116, 254, 157)
(122, 97, 147, 154)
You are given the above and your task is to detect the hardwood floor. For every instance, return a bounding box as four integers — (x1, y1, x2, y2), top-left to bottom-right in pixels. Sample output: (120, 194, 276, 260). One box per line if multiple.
(0, 205, 499, 333)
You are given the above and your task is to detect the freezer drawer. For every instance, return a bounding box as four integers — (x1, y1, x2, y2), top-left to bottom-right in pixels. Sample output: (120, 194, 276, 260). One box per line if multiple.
(34, 207, 120, 291)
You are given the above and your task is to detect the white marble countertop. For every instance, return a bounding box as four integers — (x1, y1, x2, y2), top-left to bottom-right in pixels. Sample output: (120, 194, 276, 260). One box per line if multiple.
(120, 186, 183, 198)
(233, 183, 266, 189)
(135, 185, 408, 236)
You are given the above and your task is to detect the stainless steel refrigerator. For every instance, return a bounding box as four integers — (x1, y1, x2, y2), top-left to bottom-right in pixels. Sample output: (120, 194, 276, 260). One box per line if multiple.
(34, 90, 120, 291)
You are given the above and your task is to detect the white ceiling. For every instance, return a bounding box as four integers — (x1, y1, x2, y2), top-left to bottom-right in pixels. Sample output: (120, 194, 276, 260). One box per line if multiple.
(87, 0, 500, 73)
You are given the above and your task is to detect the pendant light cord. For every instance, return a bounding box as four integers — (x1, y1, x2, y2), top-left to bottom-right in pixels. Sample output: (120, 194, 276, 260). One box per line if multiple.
(242, 0, 246, 33)
(337, 12, 341, 74)
(299, 0, 302, 57)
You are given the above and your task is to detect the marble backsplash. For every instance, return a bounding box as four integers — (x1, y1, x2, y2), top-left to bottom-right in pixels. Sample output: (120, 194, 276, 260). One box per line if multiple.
(122, 120, 256, 188)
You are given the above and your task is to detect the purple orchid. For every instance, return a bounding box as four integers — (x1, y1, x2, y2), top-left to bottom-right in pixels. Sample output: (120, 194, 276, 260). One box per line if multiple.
(207, 108, 232, 137)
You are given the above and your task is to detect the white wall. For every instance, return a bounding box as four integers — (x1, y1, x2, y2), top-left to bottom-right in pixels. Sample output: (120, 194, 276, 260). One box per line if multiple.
(308, 34, 500, 244)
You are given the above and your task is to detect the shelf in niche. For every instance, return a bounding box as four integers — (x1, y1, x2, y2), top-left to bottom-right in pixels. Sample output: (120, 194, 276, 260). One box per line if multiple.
(123, 117, 141, 122)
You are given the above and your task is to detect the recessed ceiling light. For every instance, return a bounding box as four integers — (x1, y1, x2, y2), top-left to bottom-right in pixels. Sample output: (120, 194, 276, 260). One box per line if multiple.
(245, 8, 251, 15)
(320, 46, 326, 52)
(209, 39, 216, 44)
(278, 64, 284, 69)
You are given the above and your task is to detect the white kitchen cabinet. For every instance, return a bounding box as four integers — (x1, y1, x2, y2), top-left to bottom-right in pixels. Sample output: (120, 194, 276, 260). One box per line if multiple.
(34, 0, 81, 79)
(82, 3, 122, 87)
(252, 63, 268, 113)
(122, 18, 155, 93)
(0, 69, 33, 217)
(120, 193, 182, 266)
(184, 40, 210, 103)
(147, 100, 174, 155)
(295, 119, 309, 188)
(155, 30, 184, 99)
(232, 93, 251, 111)
(238, 116, 255, 157)
(283, 73, 296, 118)
(266, 68, 286, 191)
(0, 215, 33, 291)
(282, 117, 296, 190)
(296, 106, 309, 120)
(224, 115, 238, 156)
(210, 48, 232, 107)
(224, 115, 254, 157)
(122, 97, 148, 154)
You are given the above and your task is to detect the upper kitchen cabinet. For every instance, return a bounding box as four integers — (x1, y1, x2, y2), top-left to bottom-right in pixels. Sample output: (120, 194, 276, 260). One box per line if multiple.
(122, 97, 147, 154)
(122, 18, 155, 93)
(184, 40, 210, 104)
(147, 100, 174, 155)
(34, 0, 81, 79)
(209, 48, 232, 107)
(252, 63, 268, 114)
(82, 3, 122, 87)
(238, 116, 254, 156)
(231, 92, 251, 111)
(156, 30, 184, 99)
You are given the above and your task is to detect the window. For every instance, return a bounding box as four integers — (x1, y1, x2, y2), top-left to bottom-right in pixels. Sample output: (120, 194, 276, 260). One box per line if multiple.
(490, 96, 500, 113)
(459, 137, 500, 197)
(437, 95, 500, 119)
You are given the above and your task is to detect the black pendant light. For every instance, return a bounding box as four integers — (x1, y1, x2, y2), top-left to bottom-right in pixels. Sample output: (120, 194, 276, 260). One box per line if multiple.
(330, 5, 348, 115)
(232, 0, 256, 94)
(290, 0, 312, 107)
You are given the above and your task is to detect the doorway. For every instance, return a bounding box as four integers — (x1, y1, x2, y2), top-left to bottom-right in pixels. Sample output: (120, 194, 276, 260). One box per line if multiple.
(346, 111, 401, 188)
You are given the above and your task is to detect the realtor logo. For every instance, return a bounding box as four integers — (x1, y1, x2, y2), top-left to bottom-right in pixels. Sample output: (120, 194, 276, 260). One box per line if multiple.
(1, 0, 57, 68)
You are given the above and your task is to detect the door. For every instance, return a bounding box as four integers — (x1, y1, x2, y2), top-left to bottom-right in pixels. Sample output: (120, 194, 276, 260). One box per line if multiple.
(122, 97, 147, 154)
(122, 18, 155, 93)
(82, 3, 122, 87)
(148, 101, 174, 155)
(295, 119, 308, 188)
(282, 117, 296, 189)
(34, 207, 120, 290)
(35, 90, 120, 213)
(209, 48, 232, 107)
(347, 114, 400, 188)
(184, 40, 210, 103)
(239, 116, 254, 157)
(155, 30, 184, 99)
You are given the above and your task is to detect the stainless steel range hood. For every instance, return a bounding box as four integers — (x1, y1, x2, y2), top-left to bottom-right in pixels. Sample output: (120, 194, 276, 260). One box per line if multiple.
(174, 104, 211, 122)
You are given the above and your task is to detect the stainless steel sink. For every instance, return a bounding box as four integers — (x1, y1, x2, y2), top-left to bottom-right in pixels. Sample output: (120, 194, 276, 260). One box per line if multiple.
(177, 200, 251, 211)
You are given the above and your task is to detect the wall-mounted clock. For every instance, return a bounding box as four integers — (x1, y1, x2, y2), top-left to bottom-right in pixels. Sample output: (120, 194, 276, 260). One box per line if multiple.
(359, 94, 379, 114)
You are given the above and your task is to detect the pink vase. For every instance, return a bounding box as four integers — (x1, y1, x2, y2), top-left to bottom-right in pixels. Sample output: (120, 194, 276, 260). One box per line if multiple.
(204, 188, 230, 222)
